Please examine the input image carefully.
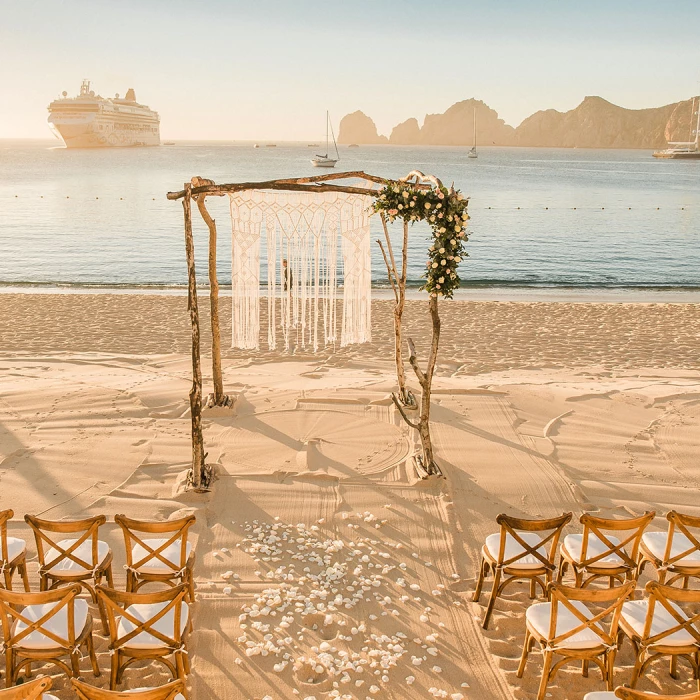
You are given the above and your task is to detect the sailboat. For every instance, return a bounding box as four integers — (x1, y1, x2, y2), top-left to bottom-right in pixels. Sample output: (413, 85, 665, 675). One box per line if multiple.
(468, 107, 478, 159)
(311, 111, 339, 167)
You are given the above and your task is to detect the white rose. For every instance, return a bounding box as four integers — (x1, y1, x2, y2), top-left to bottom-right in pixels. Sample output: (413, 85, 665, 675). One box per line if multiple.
(432, 262, 438, 268)
(454, 256, 461, 262)
(450, 239, 456, 245)
(441, 259, 446, 265)
(440, 227, 446, 233)
(439, 248, 445, 254)
(438, 277, 444, 283)
(425, 203, 431, 209)
(455, 226, 461, 232)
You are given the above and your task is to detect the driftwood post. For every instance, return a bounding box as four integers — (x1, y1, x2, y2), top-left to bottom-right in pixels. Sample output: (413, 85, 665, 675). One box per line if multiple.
(191, 177, 227, 407)
(377, 214, 414, 407)
(183, 184, 206, 489)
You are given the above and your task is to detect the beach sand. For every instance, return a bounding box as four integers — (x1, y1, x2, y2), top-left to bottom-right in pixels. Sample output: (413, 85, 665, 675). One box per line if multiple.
(0, 293, 699, 699)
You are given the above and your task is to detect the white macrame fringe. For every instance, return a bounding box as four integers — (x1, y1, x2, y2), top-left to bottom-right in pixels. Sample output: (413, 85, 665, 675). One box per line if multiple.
(229, 190, 372, 351)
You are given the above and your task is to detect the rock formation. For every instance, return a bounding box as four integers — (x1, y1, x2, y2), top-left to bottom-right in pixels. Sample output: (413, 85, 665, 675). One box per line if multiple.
(338, 96, 696, 149)
(337, 111, 387, 144)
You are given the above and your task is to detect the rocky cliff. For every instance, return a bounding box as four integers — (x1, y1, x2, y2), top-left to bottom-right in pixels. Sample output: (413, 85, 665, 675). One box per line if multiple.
(337, 97, 695, 149)
(337, 111, 387, 144)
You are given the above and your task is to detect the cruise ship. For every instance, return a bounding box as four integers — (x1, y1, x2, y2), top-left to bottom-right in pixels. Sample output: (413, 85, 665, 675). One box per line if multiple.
(47, 80, 160, 148)
(653, 96, 700, 159)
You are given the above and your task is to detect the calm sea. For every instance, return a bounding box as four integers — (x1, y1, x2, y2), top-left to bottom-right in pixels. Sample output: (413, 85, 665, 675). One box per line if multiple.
(1, 140, 699, 293)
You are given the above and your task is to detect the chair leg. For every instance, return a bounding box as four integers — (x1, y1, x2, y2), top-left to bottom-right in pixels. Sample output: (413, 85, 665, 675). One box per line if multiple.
(86, 633, 100, 677)
(176, 651, 187, 681)
(19, 559, 30, 593)
(110, 650, 119, 690)
(582, 659, 589, 677)
(529, 577, 537, 599)
(482, 567, 502, 630)
(657, 568, 666, 585)
(106, 563, 114, 588)
(557, 559, 567, 583)
(473, 557, 487, 602)
(670, 654, 678, 680)
(516, 629, 531, 678)
(3, 568, 12, 590)
(606, 648, 618, 690)
(537, 650, 553, 700)
(70, 649, 81, 678)
(630, 650, 644, 688)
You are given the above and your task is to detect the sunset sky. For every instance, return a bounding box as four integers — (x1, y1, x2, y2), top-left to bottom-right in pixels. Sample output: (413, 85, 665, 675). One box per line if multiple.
(2, 0, 699, 140)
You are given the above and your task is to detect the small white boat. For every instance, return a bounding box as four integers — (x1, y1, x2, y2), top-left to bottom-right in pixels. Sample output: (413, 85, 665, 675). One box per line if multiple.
(311, 111, 339, 167)
(253, 143, 260, 149)
(468, 106, 478, 159)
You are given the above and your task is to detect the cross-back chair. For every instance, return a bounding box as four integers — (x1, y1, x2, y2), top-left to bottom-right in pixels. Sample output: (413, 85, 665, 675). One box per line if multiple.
(618, 580, 700, 689)
(559, 512, 655, 588)
(71, 678, 186, 700)
(517, 580, 635, 700)
(0, 583, 99, 687)
(0, 510, 29, 592)
(96, 583, 191, 690)
(615, 688, 700, 699)
(474, 512, 572, 629)
(639, 511, 700, 588)
(115, 515, 196, 601)
(0, 677, 56, 700)
(24, 514, 113, 629)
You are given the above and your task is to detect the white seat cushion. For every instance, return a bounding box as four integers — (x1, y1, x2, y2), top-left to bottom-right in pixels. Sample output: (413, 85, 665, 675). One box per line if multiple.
(564, 533, 625, 568)
(4, 536, 26, 563)
(126, 691, 185, 699)
(44, 538, 110, 574)
(642, 531, 700, 567)
(622, 599, 698, 647)
(132, 538, 192, 575)
(117, 601, 189, 649)
(14, 598, 89, 649)
(526, 600, 605, 649)
(583, 693, 617, 699)
(43, 695, 61, 700)
(484, 531, 549, 570)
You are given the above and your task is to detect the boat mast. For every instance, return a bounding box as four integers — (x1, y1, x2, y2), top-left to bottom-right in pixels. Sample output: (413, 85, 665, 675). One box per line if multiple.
(329, 113, 339, 160)
(326, 110, 329, 158)
(695, 96, 700, 148)
(473, 107, 477, 152)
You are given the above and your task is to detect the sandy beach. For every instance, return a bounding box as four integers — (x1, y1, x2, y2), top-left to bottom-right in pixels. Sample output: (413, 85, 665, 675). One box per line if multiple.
(1, 293, 699, 699)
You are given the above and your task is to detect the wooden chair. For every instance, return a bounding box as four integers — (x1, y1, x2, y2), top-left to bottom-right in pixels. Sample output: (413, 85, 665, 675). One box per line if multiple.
(616, 688, 700, 699)
(115, 515, 195, 600)
(72, 678, 186, 700)
(0, 583, 100, 687)
(96, 584, 190, 690)
(517, 580, 634, 700)
(618, 580, 700, 689)
(0, 677, 56, 700)
(639, 511, 700, 588)
(24, 514, 113, 629)
(0, 510, 30, 592)
(474, 512, 572, 629)
(559, 512, 655, 588)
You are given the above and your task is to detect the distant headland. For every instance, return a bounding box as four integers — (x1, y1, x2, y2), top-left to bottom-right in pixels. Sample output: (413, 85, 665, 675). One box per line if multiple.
(338, 96, 696, 149)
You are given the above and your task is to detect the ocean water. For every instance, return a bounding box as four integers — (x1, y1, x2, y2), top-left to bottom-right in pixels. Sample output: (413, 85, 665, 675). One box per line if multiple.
(0, 140, 699, 292)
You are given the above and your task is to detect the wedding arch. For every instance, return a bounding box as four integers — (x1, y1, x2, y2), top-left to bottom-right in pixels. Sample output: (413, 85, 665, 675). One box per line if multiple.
(167, 170, 469, 488)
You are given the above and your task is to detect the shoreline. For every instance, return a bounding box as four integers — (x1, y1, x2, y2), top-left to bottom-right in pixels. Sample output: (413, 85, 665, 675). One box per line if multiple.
(2, 284, 700, 303)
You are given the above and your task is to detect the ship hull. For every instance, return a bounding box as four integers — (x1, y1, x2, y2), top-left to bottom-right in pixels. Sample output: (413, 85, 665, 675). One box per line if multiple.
(653, 151, 700, 159)
(50, 121, 160, 148)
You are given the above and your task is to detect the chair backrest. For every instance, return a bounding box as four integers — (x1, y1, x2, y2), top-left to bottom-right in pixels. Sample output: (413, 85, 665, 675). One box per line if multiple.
(115, 514, 195, 576)
(0, 509, 14, 565)
(616, 687, 700, 699)
(578, 511, 655, 569)
(639, 581, 700, 647)
(660, 510, 700, 568)
(25, 514, 107, 572)
(0, 584, 82, 651)
(72, 678, 185, 699)
(0, 677, 52, 700)
(97, 583, 189, 653)
(546, 581, 635, 649)
(494, 512, 572, 570)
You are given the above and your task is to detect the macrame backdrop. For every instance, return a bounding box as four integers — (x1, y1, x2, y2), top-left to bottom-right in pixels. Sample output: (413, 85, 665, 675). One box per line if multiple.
(229, 190, 372, 351)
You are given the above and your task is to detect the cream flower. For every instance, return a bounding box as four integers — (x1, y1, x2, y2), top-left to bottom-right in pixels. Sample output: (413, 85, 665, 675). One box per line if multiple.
(425, 203, 431, 209)
(439, 248, 445, 254)
(432, 262, 438, 268)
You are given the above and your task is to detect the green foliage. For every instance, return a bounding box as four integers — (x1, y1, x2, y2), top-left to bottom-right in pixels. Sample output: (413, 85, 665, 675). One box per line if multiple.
(373, 182, 470, 299)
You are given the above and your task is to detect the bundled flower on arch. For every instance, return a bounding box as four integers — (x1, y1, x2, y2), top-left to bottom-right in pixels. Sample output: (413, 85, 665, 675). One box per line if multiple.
(373, 182, 470, 298)
(373, 175, 470, 478)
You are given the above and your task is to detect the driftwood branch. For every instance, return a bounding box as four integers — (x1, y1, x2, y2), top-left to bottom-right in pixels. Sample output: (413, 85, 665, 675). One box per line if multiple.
(377, 240, 399, 303)
(182, 185, 206, 489)
(191, 180, 226, 407)
(167, 170, 432, 201)
(391, 392, 420, 430)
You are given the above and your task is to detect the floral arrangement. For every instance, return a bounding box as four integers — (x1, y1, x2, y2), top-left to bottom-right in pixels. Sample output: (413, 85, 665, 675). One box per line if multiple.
(373, 181, 469, 298)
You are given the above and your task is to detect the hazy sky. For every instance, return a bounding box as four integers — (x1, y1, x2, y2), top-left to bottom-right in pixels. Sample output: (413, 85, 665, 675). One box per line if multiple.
(1, 0, 699, 140)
